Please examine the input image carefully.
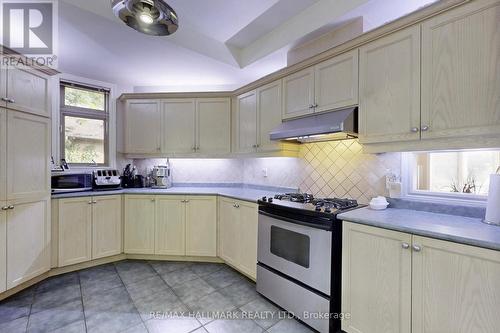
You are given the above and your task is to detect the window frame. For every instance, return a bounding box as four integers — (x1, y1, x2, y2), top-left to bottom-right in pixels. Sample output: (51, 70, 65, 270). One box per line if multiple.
(59, 82, 110, 167)
(401, 151, 489, 207)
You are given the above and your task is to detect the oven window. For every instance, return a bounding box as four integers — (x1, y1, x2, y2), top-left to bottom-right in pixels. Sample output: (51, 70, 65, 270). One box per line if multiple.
(270, 226, 310, 268)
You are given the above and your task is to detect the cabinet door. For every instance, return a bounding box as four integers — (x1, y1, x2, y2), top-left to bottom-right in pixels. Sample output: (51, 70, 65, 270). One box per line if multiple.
(7, 111, 50, 201)
(92, 195, 122, 259)
(0, 64, 6, 107)
(315, 50, 359, 113)
(218, 198, 239, 265)
(257, 80, 282, 152)
(185, 196, 217, 256)
(235, 91, 258, 153)
(58, 197, 92, 267)
(0, 206, 6, 293)
(6, 67, 49, 117)
(412, 235, 500, 333)
(421, 0, 500, 140)
(237, 201, 258, 279)
(162, 99, 196, 154)
(197, 98, 230, 154)
(0, 110, 6, 202)
(124, 100, 161, 154)
(282, 67, 315, 120)
(155, 196, 185, 255)
(342, 222, 411, 333)
(359, 25, 421, 144)
(7, 198, 50, 289)
(124, 195, 155, 254)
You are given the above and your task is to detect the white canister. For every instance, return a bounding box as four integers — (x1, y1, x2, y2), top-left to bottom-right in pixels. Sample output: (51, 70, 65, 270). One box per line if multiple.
(484, 174, 500, 226)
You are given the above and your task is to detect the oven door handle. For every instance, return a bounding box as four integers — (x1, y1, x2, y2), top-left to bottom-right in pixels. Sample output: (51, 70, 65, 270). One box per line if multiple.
(258, 210, 332, 231)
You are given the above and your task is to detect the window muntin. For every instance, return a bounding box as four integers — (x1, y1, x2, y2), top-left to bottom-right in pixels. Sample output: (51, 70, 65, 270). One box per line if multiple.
(60, 82, 109, 166)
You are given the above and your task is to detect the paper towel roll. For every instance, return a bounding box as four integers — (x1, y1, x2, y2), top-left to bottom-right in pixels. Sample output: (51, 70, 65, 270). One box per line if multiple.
(485, 174, 500, 225)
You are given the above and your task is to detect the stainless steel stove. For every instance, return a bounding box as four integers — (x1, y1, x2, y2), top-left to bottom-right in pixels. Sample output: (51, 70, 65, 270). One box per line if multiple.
(256, 193, 360, 333)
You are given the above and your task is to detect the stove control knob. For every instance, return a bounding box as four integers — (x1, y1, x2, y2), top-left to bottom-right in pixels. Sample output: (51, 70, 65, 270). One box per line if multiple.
(262, 196, 267, 202)
(268, 198, 273, 203)
(324, 207, 332, 213)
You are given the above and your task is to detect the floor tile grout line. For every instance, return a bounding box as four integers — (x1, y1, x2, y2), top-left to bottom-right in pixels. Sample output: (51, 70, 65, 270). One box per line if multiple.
(77, 272, 89, 333)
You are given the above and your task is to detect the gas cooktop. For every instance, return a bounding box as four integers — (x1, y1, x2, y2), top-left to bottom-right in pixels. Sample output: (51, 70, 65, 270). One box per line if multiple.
(259, 193, 359, 215)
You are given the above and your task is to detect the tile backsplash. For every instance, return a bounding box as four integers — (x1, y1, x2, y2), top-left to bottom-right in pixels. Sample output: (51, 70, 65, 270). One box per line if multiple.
(131, 139, 401, 204)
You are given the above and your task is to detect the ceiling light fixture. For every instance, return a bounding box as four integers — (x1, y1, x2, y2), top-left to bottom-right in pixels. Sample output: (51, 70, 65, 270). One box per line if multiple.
(111, 0, 178, 36)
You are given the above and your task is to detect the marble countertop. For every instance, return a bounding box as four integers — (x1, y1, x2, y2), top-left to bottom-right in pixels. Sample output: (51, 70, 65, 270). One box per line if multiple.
(51, 186, 281, 203)
(338, 207, 500, 251)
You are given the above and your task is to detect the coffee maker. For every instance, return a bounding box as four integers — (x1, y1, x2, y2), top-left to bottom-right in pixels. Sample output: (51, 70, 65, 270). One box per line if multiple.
(152, 160, 172, 189)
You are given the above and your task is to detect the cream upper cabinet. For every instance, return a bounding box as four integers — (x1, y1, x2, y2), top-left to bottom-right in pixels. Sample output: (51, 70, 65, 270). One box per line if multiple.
(314, 50, 359, 113)
(92, 195, 122, 259)
(0, 208, 6, 293)
(0, 110, 6, 202)
(58, 197, 92, 267)
(359, 25, 421, 144)
(7, 111, 50, 201)
(162, 99, 196, 154)
(185, 196, 217, 257)
(282, 67, 315, 120)
(155, 196, 186, 255)
(236, 90, 258, 153)
(0, 63, 6, 107)
(257, 80, 282, 152)
(235, 201, 258, 279)
(411, 235, 500, 333)
(124, 99, 161, 154)
(6, 67, 50, 117)
(124, 195, 156, 254)
(342, 222, 412, 333)
(218, 198, 240, 266)
(7, 198, 50, 289)
(421, 0, 500, 140)
(196, 98, 231, 154)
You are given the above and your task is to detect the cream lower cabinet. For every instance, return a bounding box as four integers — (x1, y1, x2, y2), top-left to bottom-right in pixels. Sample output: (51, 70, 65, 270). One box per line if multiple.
(0, 110, 5, 202)
(218, 197, 258, 279)
(57, 195, 122, 266)
(124, 195, 156, 254)
(0, 207, 6, 293)
(186, 196, 217, 257)
(6, 198, 50, 289)
(155, 196, 186, 255)
(342, 221, 500, 333)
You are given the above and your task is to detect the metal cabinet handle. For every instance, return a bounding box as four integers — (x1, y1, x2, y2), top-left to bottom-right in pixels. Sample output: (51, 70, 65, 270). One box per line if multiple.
(7, 99, 14, 103)
(309, 104, 314, 109)
(185, 200, 190, 203)
(7, 205, 14, 210)
(412, 245, 422, 252)
(88, 201, 93, 205)
(1, 97, 8, 102)
(411, 127, 420, 133)
(151, 198, 156, 202)
(92, 201, 97, 204)
(313, 103, 318, 108)
(421, 125, 429, 132)
(233, 204, 240, 208)
(1, 206, 8, 211)
(402, 242, 410, 249)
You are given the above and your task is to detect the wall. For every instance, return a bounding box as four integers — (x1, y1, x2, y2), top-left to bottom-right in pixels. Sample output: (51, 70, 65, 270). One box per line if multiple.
(131, 139, 400, 204)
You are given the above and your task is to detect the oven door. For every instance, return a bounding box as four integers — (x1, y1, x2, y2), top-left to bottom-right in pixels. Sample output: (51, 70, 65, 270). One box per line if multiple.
(257, 211, 332, 295)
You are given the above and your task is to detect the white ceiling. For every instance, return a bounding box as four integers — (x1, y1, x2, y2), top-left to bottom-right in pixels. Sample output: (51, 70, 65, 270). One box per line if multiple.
(57, 0, 438, 92)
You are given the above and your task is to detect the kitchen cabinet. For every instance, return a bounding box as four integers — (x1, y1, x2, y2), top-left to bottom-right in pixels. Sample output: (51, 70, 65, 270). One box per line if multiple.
(161, 99, 196, 154)
(5, 67, 50, 117)
(218, 197, 258, 279)
(124, 99, 161, 154)
(421, 0, 500, 140)
(185, 196, 217, 256)
(256, 81, 282, 152)
(235, 90, 258, 153)
(359, 25, 421, 145)
(196, 98, 231, 154)
(282, 67, 315, 120)
(0, 110, 5, 202)
(58, 197, 92, 267)
(92, 195, 122, 259)
(314, 49, 358, 113)
(282, 50, 358, 120)
(124, 195, 156, 254)
(342, 222, 412, 333)
(342, 221, 500, 333)
(6, 110, 50, 201)
(0, 208, 6, 293)
(6, 198, 50, 289)
(155, 196, 186, 255)
(411, 235, 500, 333)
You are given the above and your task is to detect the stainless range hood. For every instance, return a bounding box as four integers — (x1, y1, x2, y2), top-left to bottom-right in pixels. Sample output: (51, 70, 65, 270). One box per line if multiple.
(270, 107, 358, 143)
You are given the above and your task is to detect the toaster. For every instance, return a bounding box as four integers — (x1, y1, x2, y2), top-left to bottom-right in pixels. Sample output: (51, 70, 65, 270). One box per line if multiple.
(92, 169, 122, 191)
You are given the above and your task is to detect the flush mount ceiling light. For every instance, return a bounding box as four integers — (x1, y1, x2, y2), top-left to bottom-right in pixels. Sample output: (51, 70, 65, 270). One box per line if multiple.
(111, 0, 178, 36)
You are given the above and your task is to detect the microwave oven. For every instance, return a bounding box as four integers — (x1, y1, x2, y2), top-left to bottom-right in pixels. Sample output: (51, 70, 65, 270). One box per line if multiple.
(51, 172, 93, 193)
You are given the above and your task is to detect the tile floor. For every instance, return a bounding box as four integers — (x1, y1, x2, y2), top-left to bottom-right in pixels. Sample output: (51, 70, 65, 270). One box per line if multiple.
(0, 260, 315, 333)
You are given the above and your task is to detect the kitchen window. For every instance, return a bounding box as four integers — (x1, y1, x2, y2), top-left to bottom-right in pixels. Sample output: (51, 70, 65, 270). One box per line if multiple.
(60, 82, 110, 166)
(404, 150, 500, 203)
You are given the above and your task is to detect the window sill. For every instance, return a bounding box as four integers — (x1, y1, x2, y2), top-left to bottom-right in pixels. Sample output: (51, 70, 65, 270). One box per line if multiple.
(401, 191, 487, 208)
